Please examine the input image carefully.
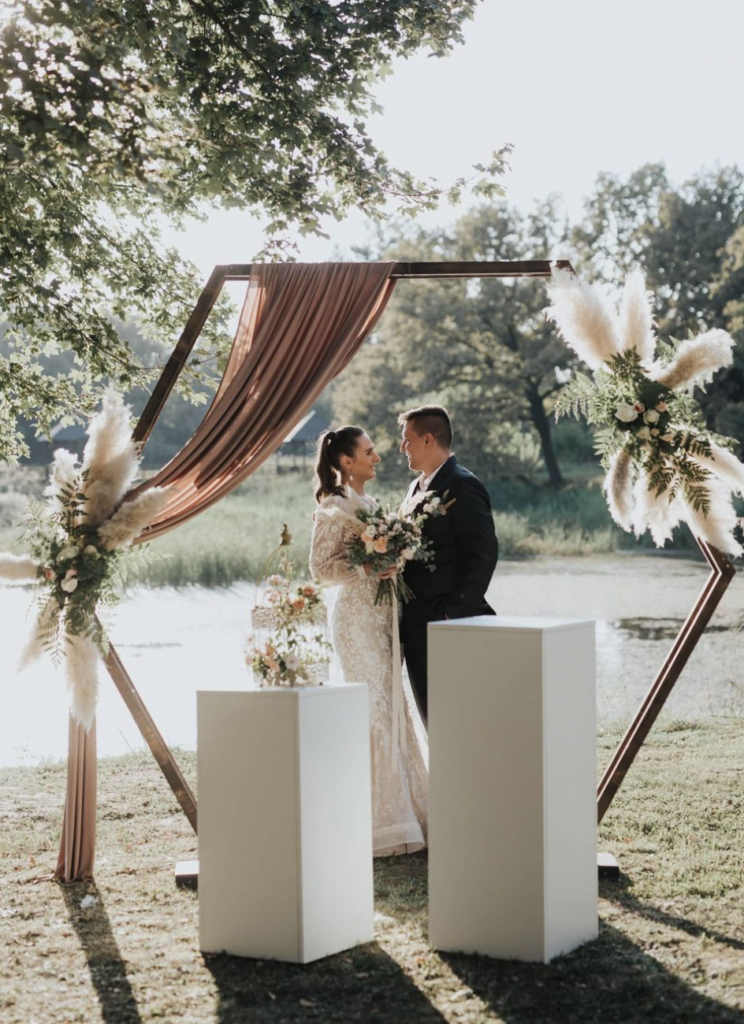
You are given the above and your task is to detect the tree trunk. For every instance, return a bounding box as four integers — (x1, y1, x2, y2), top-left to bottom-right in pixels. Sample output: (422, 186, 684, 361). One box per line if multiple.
(526, 387, 565, 489)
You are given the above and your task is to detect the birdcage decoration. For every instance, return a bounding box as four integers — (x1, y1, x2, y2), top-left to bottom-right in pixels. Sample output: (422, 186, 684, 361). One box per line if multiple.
(247, 525, 330, 687)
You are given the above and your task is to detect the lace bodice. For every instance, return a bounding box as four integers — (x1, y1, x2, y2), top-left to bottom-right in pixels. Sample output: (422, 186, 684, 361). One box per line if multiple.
(309, 489, 375, 586)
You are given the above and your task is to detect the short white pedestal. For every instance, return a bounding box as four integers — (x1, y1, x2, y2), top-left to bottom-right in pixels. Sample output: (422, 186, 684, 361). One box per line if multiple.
(428, 616, 598, 963)
(198, 686, 374, 963)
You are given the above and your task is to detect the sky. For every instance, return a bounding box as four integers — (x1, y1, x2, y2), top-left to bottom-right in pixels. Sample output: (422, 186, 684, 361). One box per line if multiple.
(162, 0, 744, 277)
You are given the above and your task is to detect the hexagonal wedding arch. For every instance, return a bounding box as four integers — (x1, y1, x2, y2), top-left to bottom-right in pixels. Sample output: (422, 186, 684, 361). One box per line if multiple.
(55, 260, 736, 881)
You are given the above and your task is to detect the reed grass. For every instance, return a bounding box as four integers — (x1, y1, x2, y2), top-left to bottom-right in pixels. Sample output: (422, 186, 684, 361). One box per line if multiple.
(0, 466, 704, 589)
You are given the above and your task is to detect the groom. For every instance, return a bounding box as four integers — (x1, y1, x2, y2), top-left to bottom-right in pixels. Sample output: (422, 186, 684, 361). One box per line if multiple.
(399, 405, 498, 726)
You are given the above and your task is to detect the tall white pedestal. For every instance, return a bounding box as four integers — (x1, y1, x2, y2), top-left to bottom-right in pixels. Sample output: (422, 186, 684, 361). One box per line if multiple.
(198, 686, 374, 963)
(428, 616, 597, 963)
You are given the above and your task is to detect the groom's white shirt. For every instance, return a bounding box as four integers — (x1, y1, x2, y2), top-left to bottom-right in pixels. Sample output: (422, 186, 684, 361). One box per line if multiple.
(403, 456, 451, 504)
(420, 457, 450, 493)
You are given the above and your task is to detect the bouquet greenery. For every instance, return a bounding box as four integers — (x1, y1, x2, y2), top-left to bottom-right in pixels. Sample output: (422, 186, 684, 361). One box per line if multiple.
(344, 492, 454, 606)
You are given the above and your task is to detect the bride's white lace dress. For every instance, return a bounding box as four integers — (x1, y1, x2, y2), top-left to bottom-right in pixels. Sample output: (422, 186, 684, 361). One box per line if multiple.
(310, 487, 428, 856)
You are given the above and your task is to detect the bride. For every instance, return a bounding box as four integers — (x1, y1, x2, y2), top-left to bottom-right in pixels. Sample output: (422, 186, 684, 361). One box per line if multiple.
(309, 425, 428, 857)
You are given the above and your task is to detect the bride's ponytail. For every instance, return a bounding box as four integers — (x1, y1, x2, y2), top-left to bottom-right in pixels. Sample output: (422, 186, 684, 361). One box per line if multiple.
(314, 426, 364, 502)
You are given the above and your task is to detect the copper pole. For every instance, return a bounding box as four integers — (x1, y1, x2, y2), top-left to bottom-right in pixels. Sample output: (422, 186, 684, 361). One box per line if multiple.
(597, 540, 736, 820)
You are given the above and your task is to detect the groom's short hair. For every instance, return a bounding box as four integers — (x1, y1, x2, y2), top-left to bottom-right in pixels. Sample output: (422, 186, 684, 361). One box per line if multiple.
(398, 405, 453, 449)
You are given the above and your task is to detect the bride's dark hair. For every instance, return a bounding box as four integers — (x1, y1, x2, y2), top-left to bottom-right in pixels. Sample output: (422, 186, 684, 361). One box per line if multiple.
(314, 426, 364, 502)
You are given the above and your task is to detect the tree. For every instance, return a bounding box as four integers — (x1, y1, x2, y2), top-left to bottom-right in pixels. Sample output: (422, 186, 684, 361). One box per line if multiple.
(0, 1, 508, 461)
(332, 200, 575, 489)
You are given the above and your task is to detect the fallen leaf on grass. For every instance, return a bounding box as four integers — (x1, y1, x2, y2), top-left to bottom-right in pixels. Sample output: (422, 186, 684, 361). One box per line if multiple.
(299, 998, 316, 1007)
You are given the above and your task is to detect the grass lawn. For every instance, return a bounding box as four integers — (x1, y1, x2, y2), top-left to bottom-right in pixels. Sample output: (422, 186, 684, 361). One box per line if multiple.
(1, 719, 742, 1023)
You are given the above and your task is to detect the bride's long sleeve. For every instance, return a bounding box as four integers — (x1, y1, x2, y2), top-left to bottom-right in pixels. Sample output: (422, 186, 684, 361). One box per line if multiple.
(310, 497, 366, 585)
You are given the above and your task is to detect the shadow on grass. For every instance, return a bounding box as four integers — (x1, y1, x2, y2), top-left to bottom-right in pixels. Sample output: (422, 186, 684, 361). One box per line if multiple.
(603, 884, 744, 953)
(441, 919, 743, 1024)
(61, 883, 142, 1024)
(204, 942, 446, 1024)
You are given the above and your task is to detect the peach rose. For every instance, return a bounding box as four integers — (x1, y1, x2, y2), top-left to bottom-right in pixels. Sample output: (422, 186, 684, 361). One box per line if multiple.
(372, 536, 388, 553)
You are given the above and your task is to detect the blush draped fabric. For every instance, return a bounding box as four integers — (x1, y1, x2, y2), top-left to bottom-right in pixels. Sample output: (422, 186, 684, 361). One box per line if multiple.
(57, 261, 396, 883)
(131, 260, 396, 540)
(55, 717, 97, 883)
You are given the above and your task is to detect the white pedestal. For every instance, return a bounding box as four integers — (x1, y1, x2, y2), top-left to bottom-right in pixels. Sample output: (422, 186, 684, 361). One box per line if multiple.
(198, 686, 374, 963)
(428, 616, 598, 963)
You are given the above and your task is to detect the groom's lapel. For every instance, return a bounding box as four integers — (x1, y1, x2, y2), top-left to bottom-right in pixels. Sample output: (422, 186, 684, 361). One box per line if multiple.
(428, 455, 458, 497)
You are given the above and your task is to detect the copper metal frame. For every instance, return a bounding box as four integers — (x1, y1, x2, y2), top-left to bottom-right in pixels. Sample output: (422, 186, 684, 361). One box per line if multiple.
(104, 260, 736, 834)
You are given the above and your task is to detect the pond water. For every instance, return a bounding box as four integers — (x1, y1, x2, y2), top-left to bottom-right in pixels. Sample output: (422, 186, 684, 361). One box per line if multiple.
(1, 554, 742, 767)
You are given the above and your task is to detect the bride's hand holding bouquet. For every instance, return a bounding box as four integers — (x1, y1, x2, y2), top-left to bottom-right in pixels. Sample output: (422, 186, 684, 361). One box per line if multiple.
(346, 494, 453, 607)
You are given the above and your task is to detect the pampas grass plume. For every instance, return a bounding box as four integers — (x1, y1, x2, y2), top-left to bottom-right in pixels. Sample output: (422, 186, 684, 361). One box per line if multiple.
(632, 472, 684, 548)
(651, 329, 734, 391)
(546, 266, 621, 370)
(0, 553, 38, 580)
(82, 391, 139, 525)
(603, 449, 634, 530)
(684, 476, 743, 558)
(691, 442, 744, 497)
(44, 448, 80, 508)
(618, 267, 656, 361)
(18, 599, 59, 669)
(97, 488, 172, 550)
(65, 635, 100, 731)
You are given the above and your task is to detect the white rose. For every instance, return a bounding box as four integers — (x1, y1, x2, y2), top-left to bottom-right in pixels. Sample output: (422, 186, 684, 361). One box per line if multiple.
(401, 547, 416, 561)
(57, 545, 78, 563)
(643, 409, 660, 425)
(284, 654, 300, 671)
(636, 426, 651, 440)
(428, 497, 441, 507)
(615, 403, 638, 424)
(60, 577, 79, 593)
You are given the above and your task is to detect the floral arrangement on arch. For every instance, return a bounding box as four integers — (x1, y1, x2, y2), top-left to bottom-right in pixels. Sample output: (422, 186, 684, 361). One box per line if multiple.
(0, 391, 170, 729)
(547, 266, 744, 557)
(248, 570, 332, 687)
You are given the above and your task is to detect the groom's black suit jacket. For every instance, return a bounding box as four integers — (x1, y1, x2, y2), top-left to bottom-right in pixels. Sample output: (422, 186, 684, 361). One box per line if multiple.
(401, 455, 498, 724)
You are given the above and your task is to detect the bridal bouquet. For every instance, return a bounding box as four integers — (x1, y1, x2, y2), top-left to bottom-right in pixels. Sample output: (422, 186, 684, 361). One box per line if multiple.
(346, 493, 454, 606)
